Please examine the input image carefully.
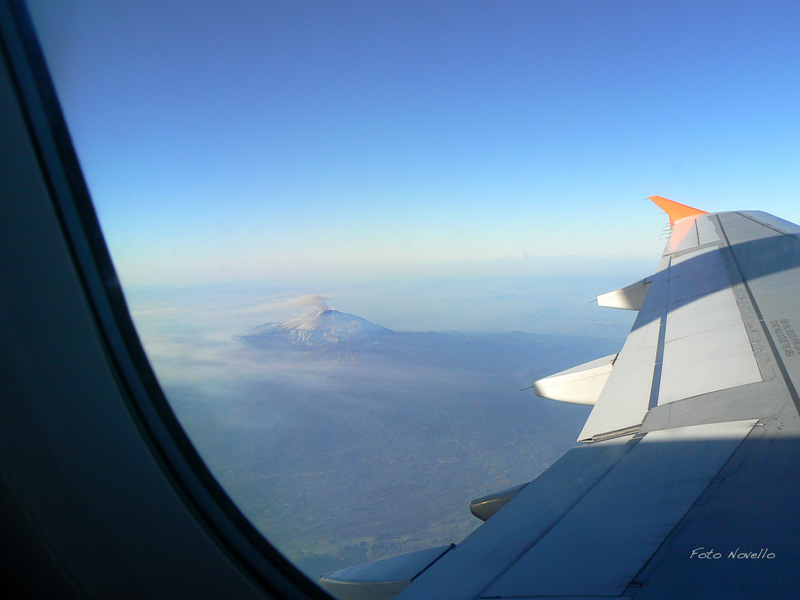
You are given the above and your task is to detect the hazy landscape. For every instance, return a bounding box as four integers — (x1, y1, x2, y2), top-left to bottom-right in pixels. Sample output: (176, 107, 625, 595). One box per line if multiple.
(126, 273, 635, 579)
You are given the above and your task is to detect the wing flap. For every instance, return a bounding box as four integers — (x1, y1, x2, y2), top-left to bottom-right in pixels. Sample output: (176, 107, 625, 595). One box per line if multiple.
(398, 420, 758, 600)
(482, 420, 757, 598)
(577, 314, 660, 440)
(396, 437, 634, 600)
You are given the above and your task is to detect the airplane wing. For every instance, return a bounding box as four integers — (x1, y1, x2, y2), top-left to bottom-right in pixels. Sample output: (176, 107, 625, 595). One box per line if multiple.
(320, 197, 800, 599)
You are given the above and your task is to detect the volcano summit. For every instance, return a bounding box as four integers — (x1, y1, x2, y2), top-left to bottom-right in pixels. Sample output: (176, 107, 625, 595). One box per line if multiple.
(249, 309, 393, 349)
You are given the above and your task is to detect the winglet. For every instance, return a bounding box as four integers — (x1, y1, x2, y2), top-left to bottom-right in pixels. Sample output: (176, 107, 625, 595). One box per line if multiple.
(649, 196, 707, 228)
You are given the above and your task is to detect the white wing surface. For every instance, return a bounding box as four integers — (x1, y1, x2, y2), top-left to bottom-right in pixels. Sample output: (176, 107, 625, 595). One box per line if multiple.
(321, 198, 800, 599)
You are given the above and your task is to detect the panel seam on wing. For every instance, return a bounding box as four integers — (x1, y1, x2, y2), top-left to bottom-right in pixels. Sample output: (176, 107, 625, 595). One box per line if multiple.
(474, 437, 643, 599)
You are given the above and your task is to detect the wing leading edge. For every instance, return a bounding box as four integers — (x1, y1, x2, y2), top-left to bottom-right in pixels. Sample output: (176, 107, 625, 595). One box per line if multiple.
(321, 198, 800, 600)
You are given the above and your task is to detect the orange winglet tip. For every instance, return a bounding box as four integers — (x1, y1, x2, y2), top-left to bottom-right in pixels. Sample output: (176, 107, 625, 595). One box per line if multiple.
(649, 196, 707, 228)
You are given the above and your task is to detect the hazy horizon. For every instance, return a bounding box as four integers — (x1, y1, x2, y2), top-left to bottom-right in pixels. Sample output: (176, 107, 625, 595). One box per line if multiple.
(124, 255, 645, 342)
(27, 1, 800, 290)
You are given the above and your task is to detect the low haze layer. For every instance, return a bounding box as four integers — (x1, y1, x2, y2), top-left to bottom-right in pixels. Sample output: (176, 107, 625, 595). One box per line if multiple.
(127, 274, 632, 577)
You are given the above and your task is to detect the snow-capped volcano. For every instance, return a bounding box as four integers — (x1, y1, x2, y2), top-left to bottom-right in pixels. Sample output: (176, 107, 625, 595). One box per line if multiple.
(251, 309, 393, 348)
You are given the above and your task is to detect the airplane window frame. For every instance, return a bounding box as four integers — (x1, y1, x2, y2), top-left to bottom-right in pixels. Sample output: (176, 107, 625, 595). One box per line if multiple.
(1, 1, 327, 597)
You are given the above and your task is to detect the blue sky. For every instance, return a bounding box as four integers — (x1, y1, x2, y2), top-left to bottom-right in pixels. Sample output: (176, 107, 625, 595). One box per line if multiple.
(27, 1, 800, 288)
